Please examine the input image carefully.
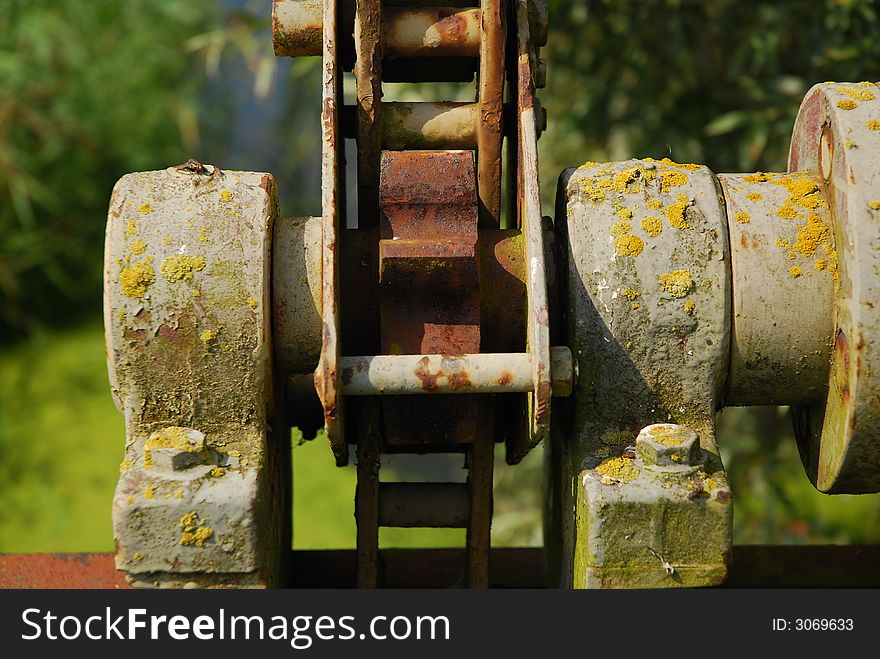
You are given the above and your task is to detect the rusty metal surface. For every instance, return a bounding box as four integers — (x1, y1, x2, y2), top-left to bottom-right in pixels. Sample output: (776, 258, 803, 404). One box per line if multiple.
(720, 173, 835, 406)
(465, 430, 494, 588)
(477, 0, 505, 227)
(339, 349, 572, 396)
(788, 82, 880, 493)
(0, 554, 131, 589)
(383, 101, 478, 150)
(315, 0, 346, 465)
(378, 150, 481, 447)
(354, 0, 383, 228)
(272, 0, 323, 57)
(379, 483, 470, 527)
(506, 0, 552, 464)
(6, 546, 880, 588)
(383, 7, 481, 58)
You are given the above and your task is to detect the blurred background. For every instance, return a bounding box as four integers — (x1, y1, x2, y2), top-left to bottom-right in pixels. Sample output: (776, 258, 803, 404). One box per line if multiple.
(2, 0, 880, 554)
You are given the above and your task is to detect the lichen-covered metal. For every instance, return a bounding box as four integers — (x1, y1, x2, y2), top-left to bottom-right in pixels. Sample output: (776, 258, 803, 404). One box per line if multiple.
(788, 82, 880, 493)
(720, 172, 836, 406)
(105, 166, 288, 587)
(551, 158, 733, 588)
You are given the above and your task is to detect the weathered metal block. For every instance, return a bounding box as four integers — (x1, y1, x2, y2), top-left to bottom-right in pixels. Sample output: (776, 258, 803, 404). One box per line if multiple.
(105, 165, 288, 588)
(578, 425, 732, 589)
(548, 158, 732, 588)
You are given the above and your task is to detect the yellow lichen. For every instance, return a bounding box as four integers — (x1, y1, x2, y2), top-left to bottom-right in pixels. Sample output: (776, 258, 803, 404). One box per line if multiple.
(646, 199, 663, 210)
(845, 140, 856, 149)
(614, 234, 644, 257)
(220, 190, 233, 202)
(198, 228, 209, 242)
(665, 199, 690, 229)
(579, 177, 607, 203)
(777, 205, 803, 220)
(119, 458, 134, 473)
(179, 511, 214, 548)
(130, 240, 147, 255)
(162, 235, 172, 246)
(610, 220, 632, 236)
(246, 296, 259, 309)
(660, 169, 688, 192)
(616, 208, 634, 220)
(622, 287, 640, 301)
(824, 245, 840, 281)
(792, 214, 830, 257)
(837, 86, 876, 101)
(137, 203, 154, 215)
(612, 166, 654, 194)
(746, 192, 762, 201)
(126, 495, 135, 505)
(641, 216, 662, 237)
(133, 552, 144, 561)
(174, 488, 184, 499)
(200, 329, 217, 345)
(734, 211, 751, 224)
(683, 300, 696, 315)
(815, 259, 827, 271)
(658, 270, 694, 298)
(160, 255, 206, 283)
(119, 259, 155, 298)
(790, 266, 803, 278)
(743, 172, 770, 184)
(125, 220, 138, 239)
(836, 99, 858, 110)
(648, 426, 691, 446)
(595, 456, 639, 484)
(144, 486, 156, 500)
(645, 157, 701, 171)
(867, 120, 880, 130)
(209, 467, 225, 478)
(869, 201, 880, 210)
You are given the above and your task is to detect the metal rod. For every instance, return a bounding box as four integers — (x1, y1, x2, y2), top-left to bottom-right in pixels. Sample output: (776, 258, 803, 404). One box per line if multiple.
(382, 102, 478, 150)
(354, 0, 382, 228)
(356, 400, 382, 588)
(378, 483, 470, 527)
(465, 423, 494, 588)
(477, 0, 505, 227)
(383, 8, 482, 58)
(340, 348, 573, 396)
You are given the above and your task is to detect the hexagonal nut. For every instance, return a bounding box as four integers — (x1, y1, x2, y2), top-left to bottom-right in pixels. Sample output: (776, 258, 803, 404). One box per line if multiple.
(636, 424, 702, 467)
(144, 426, 207, 471)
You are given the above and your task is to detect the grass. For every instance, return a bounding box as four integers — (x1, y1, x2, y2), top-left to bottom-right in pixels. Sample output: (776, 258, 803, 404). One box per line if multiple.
(2, 322, 879, 554)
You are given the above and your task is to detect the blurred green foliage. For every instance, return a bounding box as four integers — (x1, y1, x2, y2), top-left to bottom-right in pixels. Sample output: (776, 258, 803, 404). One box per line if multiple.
(0, 1, 229, 338)
(1, 0, 880, 553)
(540, 0, 880, 202)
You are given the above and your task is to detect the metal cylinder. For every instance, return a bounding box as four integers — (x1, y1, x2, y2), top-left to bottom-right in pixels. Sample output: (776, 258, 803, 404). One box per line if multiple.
(273, 216, 323, 375)
(340, 348, 573, 396)
(272, 0, 323, 57)
(383, 8, 482, 58)
(382, 102, 478, 150)
(720, 172, 835, 406)
(378, 482, 469, 528)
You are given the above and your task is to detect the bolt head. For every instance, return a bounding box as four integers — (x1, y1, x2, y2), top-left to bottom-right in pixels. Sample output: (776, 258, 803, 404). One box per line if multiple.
(146, 427, 207, 471)
(636, 424, 701, 467)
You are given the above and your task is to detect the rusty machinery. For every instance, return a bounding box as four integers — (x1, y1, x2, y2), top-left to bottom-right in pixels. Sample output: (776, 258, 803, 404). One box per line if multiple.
(104, 0, 880, 589)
